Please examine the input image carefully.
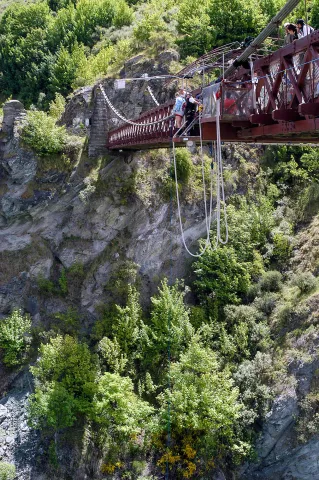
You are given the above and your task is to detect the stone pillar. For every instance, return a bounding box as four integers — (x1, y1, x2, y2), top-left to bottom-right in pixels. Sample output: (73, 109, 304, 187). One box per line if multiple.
(2, 100, 25, 135)
(88, 86, 109, 158)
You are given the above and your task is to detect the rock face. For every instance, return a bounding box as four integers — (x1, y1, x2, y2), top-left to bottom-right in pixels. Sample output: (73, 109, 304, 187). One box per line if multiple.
(2, 55, 319, 479)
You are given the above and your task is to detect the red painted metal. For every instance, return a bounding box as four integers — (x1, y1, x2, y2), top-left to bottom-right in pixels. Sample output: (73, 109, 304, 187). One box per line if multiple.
(107, 31, 319, 149)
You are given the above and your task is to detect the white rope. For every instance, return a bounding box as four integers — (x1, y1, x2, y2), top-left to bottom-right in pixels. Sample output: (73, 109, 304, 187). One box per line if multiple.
(99, 84, 173, 126)
(173, 100, 228, 257)
(172, 113, 215, 258)
(147, 85, 160, 106)
(215, 99, 229, 244)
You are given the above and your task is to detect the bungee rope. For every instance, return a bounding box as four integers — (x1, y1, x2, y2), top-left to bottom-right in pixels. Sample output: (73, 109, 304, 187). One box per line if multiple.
(172, 99, 228, 257)
(99, 82, 228, 256)
(172, 114, 215, 258)
(99, 84, 172, 126)
(215, 99, 229, 244)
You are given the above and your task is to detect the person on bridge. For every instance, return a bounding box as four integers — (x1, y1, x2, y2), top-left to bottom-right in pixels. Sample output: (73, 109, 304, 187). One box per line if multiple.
(184, 92, 200, 133)
(284, 23, 298, 43)
(172, 89, 186, 128)
(296, 19, 314, 36)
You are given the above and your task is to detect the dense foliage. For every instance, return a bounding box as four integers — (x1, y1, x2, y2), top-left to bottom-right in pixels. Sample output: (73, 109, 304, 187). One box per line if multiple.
(0, 310, 31, 367)
(0, 462, 16, 480)
(2, 0, 317, 106)
(1, 0, 319, 475)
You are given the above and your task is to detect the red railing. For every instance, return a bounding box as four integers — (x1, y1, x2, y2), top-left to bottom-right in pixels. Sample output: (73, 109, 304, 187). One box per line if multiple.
(108, 31, 319, 148)
(107, 100, 175, 149)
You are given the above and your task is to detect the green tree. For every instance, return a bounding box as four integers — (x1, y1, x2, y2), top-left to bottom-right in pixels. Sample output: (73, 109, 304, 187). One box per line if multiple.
(0, 310, 31, 367)
(177, 0, 213, 58)
(194, 245, 251, 317)
(141, 280, 194, 377)
(97, 286, 145, 375)
(156, 339, 248, 475)
(0, 462, 16, 480)
(0, 3, 52, 105)
(207, 0, 265, 45)
(49, 42, 87, 96)
(28, 335, 97, 430)
(22, 110, 67, 156)
(93, 372, 153, 438)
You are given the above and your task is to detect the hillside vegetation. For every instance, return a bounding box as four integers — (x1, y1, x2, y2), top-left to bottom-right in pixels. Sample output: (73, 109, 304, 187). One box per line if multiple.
(2, 0, 319, 107)
(1, 0, 319, 478)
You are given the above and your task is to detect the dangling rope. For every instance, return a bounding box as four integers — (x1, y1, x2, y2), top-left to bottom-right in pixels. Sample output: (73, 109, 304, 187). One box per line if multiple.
(172, 99, 228, 257)
(99, 84, 172, 126)
(215, 99, 228, 244)
(147, 85, 160, 106)
(172, 113, 214, 258)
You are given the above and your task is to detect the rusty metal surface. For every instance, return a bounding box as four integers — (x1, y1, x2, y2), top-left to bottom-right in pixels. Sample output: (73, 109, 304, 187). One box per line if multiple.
(107, 31, 319, 149)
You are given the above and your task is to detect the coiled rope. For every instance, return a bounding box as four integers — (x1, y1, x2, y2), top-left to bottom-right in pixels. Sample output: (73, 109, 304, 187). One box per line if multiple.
(99, 84, 172, 126)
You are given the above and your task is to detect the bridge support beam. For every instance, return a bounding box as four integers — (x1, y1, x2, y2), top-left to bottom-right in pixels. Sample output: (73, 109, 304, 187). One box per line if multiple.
(201, 121, 239, 142)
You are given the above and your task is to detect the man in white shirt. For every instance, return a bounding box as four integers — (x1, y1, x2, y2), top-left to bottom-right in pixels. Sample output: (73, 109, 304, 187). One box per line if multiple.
(296, 19, 314, 36)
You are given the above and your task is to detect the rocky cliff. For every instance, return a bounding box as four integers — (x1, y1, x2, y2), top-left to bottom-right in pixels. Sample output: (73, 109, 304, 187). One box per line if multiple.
(1, 57, 319, 479)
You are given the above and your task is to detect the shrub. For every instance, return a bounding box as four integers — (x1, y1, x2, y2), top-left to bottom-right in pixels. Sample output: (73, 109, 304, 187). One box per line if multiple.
(22, 111, 67, 156)
(49, 93, 66, 119)
(254, 292, 278, 315)
(272, 232, 292, 262)
(0, 310, 31, 367)
(246, 283, 261, 302)
(234, 352, 273, 420)
(172, 148, 194, 183)
(156, 339, 249, 474)
(290, 271, 317, 294)
(28, 335, 97, 430)
(0, 462, 16, 480)
(296, 392, 319, 443)
(58, 268, 68, 296)
(194, 246, 251, 316)
(259, 270, 282, 292)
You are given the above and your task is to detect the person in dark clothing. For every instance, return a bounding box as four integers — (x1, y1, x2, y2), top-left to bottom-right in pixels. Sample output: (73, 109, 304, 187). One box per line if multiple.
(284, 23, 298, 43)
(287, 23, 298, 41)
(296, 18, 314, 36)
(184, 93, 200, 135)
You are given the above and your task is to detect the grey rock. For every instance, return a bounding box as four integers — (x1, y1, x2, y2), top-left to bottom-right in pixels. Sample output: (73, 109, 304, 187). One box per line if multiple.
(0, 405, 8, 422)
(257, 390, 299, 460)
(2, 101, 25, 134)
(5, 435, 14, 445)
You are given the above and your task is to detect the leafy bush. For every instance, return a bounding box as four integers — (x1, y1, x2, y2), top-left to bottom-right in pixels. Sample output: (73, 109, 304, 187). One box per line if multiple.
(290, 271, 317, 294)
(172, 148, 194, 183)
(0, 310, 31, 367)
(194, 246, 251, 316)
(22, 111, 67, 156)
(296, 392, 319, 443)
(93, 372, 153, 438)
(28, 335, 97, 430)
(156, 339, 249, 476)
(58, 268, 68, 295)
(234, 352, 273, 421)
(49, 93, 66, 119)
(141, 280, 193, 376)
(259, 270, 282, 292)
(246, 283, 261, 302)
(272, 232, 292, 262)
(221, 305, 270, 362)
(254, 292, 278, 315)
(0, 462, 16, 480)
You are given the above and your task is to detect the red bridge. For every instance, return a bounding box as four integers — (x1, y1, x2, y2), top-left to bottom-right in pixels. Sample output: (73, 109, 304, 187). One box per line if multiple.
(107, 31, 319, 150)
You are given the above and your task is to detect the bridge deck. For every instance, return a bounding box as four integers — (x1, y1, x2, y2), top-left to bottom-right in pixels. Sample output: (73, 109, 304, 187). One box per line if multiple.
(107, 31, 319, 150)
